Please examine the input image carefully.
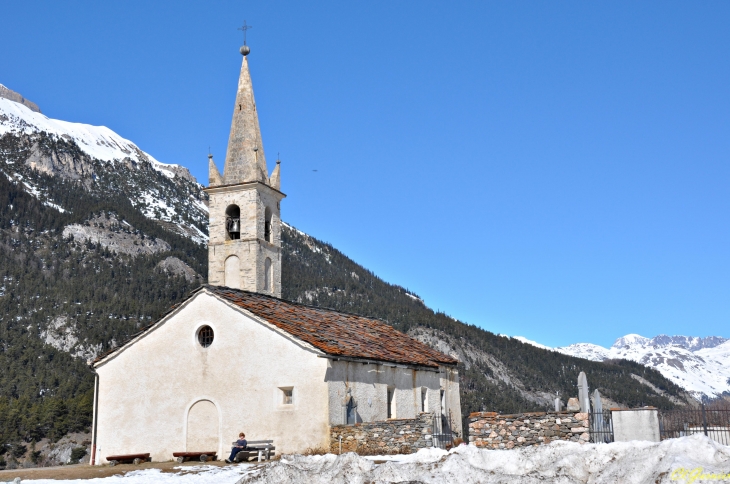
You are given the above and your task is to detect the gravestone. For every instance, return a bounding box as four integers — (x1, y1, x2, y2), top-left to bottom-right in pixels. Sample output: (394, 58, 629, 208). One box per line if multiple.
(592, 389, 606, 442)
(566, 397, 581, 412)
(592, 389, 603, 414)
(554, 396, 562, 412)
(578, 372, 590, 413)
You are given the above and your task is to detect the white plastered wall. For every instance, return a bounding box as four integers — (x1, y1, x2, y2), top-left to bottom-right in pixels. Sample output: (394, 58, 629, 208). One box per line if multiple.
(612, 408, 661, 442)
(440, 367, 463, 437)
(93, 291, 329, 463)
(325, 361, 462, 437)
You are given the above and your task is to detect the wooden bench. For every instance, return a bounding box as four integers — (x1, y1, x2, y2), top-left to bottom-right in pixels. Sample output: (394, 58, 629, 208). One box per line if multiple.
(172, 451, 217, 463)
(232, 440, 276, 462)
(106, 453, 150, 466)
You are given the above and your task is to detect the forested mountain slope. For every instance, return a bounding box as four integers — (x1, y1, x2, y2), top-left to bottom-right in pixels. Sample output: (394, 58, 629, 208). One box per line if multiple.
(0, 139, 207, 448)
(0, 97, 208, 449)
(0, 95, 692, 453)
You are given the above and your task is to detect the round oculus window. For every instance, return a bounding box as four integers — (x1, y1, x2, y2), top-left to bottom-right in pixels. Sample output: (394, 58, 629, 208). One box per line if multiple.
(197, 325, 214, 348)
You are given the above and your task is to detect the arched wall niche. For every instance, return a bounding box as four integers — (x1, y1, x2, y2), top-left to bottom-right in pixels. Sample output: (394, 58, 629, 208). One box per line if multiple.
(224, 255, 240, 289)
(264, 257, 272, 291)
(186, 400, 219, 452)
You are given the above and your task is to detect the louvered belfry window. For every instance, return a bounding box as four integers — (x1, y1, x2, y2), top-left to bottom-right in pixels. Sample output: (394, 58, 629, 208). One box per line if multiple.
(198, 325, 214, 348)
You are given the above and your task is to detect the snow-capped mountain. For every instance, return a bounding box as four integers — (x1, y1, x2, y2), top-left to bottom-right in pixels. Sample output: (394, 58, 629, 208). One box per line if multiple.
(0, 87, 208, 243)
(551, 334, 730, 400)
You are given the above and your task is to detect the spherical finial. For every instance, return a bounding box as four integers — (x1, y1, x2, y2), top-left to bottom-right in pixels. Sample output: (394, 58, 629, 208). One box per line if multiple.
(208, 153, 213, 159)
(240, 45, 250, 56)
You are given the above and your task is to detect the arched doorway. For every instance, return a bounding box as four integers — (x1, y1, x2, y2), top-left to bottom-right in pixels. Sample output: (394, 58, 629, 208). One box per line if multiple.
(186, 400, 219, 452)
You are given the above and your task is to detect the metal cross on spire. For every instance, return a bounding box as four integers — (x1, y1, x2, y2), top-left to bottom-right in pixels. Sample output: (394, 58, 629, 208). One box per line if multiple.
(238, 21, 252, 45)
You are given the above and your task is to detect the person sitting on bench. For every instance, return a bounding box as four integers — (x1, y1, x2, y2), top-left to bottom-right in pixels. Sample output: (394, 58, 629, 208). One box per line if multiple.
(225, 432, 248, 463)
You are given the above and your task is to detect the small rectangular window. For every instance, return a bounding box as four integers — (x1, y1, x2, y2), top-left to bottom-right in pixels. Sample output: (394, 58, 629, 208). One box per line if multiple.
(421, 387, 427, 413)
(440, 389, 446, 416)
(387, 386, 395, 419)
(281, 387, 293, 405)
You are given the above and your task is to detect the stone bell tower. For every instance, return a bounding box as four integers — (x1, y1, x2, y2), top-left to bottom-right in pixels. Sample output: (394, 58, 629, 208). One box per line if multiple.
(205, 43, 284, 297)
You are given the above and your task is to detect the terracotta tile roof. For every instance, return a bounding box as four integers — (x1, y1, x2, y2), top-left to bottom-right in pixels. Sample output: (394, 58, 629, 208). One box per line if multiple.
(93, 285, 458, 368)
(208, 285, 458, 368)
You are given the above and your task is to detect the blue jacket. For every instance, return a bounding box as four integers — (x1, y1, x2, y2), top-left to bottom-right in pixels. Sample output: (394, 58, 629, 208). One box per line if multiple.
(235, 439, 247, 449)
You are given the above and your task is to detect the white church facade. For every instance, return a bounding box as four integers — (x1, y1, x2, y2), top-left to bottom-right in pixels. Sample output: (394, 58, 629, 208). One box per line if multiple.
(89, 43, 461, 464)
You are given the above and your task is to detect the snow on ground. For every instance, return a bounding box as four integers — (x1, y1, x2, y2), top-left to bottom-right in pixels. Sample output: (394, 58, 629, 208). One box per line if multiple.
(6, 437, 730, 483)
(26, 464, 257, 484)
(237, 435, 730, 484)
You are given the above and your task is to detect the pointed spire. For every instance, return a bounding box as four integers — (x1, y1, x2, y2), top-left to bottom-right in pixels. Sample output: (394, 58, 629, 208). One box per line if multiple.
(208, 153, 223, 186)
(222, 50, 269, 185)
(269, 156, 281, 190)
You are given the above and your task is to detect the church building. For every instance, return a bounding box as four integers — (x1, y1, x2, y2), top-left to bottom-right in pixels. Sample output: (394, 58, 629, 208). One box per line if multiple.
(89, 43, 461, 463)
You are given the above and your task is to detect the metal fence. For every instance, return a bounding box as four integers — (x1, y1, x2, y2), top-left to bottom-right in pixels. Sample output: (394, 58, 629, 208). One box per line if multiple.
(432, 415, 454, 449)
(659, 406, 730, 445)
(589, 410, 614, 443)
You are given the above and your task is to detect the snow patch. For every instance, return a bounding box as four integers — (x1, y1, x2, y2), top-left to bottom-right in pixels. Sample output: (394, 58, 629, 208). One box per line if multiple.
(43, 201, 67, 213)
(512, 336, 552, 351)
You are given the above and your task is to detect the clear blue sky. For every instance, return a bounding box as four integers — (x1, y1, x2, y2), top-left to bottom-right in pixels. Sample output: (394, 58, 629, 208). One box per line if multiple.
(3, 1, 729, 347)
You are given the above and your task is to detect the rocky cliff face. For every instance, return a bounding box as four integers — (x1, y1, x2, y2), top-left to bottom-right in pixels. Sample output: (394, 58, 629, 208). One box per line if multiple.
(0, 96, 208, 243)
(0, 84, 40, 113)
(62, 213, 172, 257)
(409, 327, 557, 407)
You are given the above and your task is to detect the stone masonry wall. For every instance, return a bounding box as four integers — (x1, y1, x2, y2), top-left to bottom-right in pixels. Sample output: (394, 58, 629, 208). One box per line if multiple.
(330, 413, 435, 455)
(468, 411, 590, 449)
(207, 185, 282, 297)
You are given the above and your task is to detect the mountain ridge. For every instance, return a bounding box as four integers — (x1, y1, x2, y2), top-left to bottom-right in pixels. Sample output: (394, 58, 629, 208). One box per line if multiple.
(511, 333, 729, 400)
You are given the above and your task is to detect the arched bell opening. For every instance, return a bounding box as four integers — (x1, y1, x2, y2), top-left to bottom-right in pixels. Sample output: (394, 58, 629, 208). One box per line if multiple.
(264, 207, 273, 243)
(225, 205, 241, 240)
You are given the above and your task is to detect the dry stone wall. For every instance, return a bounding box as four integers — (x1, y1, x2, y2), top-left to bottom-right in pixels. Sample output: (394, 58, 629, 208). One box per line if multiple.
(330, 413, 435, 455)
(468, 411, 590, 449)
